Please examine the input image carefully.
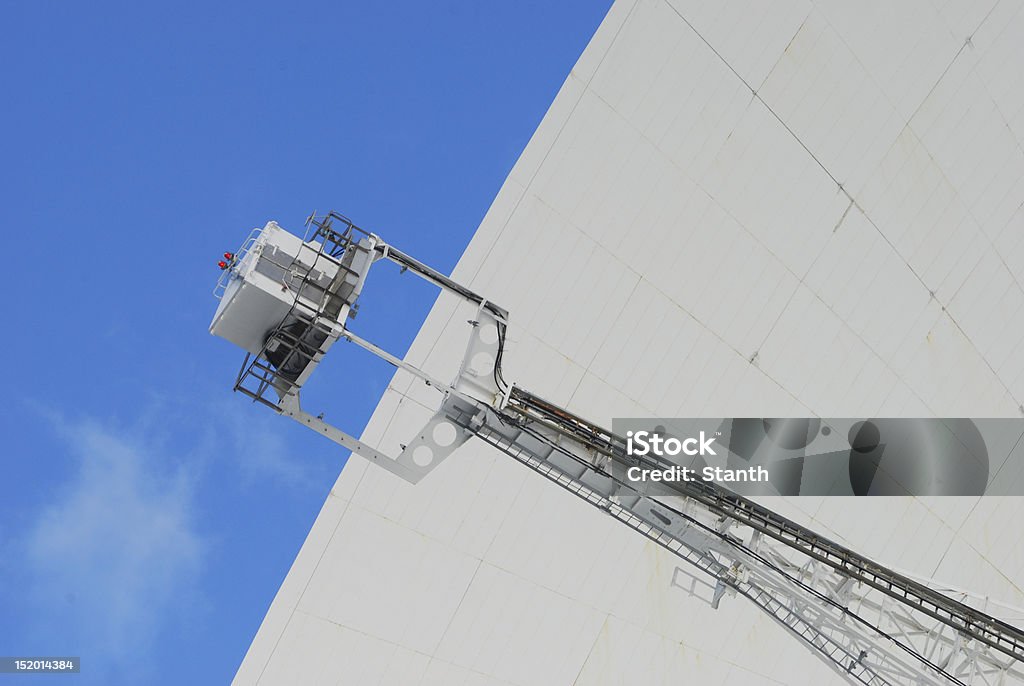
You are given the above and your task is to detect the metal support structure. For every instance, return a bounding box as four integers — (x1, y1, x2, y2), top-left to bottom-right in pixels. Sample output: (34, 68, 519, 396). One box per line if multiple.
(212, 214, 1024, 686)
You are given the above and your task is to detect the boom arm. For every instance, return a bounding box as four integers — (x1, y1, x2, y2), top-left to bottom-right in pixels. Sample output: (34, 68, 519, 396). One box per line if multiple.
(211, 213, 1024, 686)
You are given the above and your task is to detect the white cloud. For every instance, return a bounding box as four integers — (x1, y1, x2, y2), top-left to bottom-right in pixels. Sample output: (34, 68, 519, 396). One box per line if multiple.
(210, 397, 326, 491)
(24, 416, 205, 663)
(17, 393, 328, 680)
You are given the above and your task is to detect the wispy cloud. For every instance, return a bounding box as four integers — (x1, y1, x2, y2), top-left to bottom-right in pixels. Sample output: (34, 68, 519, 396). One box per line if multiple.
(211, 398, 324, 491)
(22, 415, 206, 670)
(16, 392, 329, 681)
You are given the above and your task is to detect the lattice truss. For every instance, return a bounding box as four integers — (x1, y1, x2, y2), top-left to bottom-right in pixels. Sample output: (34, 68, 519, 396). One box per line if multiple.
(214, 217, 1024, 686)
(460, 394, 1024, 686)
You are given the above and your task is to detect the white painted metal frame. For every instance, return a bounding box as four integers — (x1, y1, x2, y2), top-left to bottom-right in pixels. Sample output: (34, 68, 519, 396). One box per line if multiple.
(216, 220, 1024, 686)
(321, 234, 1024, 686)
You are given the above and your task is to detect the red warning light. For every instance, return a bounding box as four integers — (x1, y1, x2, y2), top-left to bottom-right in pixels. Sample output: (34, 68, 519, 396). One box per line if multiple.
(218, 260, 228, 270)
(223, 252, 234, 260)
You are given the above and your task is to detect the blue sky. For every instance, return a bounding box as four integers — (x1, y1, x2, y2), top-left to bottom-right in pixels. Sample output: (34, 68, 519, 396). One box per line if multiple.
(0, 2, 611, 683)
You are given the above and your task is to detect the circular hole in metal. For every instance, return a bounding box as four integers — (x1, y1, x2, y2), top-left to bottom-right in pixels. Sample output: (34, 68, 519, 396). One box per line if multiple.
(412, 445, 434, 467)
(471, 352, 494, 375)
(479, 324, 499, 345)
(432, 421, 458, 447)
